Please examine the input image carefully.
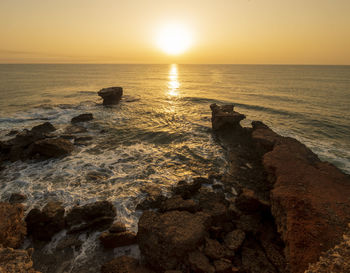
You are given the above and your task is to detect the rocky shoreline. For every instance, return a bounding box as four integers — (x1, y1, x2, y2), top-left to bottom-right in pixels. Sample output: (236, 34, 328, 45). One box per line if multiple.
(0, 89, 349, 273)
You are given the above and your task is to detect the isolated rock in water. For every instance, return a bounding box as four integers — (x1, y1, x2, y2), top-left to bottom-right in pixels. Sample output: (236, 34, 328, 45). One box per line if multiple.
(101, 256, 151, 273)
(64, 125, 88, 134)
(65, 201, 116, 232)
(253, 123, 350, 273)
(31, 122, 56, 134)
(98, 87, 123, 105)
(210, 103, 245, 131)
(8, 193, 27, 204)
(0, 246, 39, 273)
(0, 202, 26, 248)
(30, 138, 74, 158)
(137, 210, 211, 271)
(71, 113, 93, 123)
(25, 201, 65, 241)
(99, 230, 137, 248)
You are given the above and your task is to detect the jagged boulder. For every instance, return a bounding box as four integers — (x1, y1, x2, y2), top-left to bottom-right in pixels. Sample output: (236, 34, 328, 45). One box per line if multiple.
(137, 210, 211, 271)
(0, 202, 26, 248)
(98, 87, 123, 105)
(210, 103, 245, 131)
(25, 201, 65, 241)
(65, 201, 116, 232)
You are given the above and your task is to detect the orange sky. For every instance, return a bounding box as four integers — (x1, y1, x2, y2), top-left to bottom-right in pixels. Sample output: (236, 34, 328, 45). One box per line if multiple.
(1, 0, 349, 64)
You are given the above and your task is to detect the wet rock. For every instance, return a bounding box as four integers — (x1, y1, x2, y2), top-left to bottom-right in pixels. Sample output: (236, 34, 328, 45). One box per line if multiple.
(31, 122, 56, 134)
(136, 185, 166, 210)
(6, 130, 18, 136)
(74, 136, 93, 146)
(64, 125, 88, 134)
(0, 202, 26, 248)
(0, 246, 39, 273)
(172, 177, 207, 199)
(235, 188, 270, 214)
(210, 103, 245, 131)
(137, 210, 211, 271)
(213, 258, 232, 273)
(259, 125, 350, 273)
(65, 201, 116, 232)
(188, 250, 215, 273)
(30, 138, 74, 158)
(101, 256, 151, 273)
(224, 229, 245, 252)
(98, 87, 123, 105)
(204, 237, 226, 260)
(71, 113, 93, 123)
(55, 234, 83, 250)
(99, 230, 137, 248)
(160, 195, 198, 213)
(109, 221, 126, 233)
(25, 201, 65, 241)
(8, 193, 27, 204)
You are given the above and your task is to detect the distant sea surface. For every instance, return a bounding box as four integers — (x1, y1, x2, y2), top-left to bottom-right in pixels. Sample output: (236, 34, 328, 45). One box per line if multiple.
(0, 64, 349, 270)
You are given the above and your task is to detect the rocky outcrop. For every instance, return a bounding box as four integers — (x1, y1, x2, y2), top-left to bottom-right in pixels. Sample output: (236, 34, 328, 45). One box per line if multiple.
(30, 138, 74, 158)
(25, 201, 65, 241)
(101, 256, 151, 273)
(99, 230, 137, 249)
(98, 87, 123, 105)
(137, 210, 211, 271)
(252, 123, 350, 273)
(65, 201, 116, 233)
(210, 104, 245, 131)
(71, 113, 93, 123)
(0, 202, 26, 248)
(0, 246, 40, 273)
(31, 122, 56, 134)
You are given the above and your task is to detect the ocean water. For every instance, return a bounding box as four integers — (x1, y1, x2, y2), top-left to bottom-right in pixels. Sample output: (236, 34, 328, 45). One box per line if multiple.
(0, 64, 349, 271)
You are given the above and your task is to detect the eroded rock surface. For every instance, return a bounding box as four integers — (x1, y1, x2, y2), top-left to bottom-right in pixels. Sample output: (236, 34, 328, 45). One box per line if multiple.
(98, 87, 123, 105)
(0, 246, 40, 273)
(210, 103, 245, 131)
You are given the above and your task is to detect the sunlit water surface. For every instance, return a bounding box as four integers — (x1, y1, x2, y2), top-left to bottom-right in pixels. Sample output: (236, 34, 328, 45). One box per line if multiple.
(0, 64, 349, 271)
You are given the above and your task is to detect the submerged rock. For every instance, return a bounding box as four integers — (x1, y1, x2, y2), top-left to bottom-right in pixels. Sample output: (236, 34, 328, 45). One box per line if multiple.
(210, 103, 245, 131)
(98, 87, 123, 105)
(137, 210, 211, 271)
(101, 256, 151, 273)
(25, 201, 65, 241)
(71, 113, 93, 123)
(0, 246, 39, 273)
(0, 202, 26, 248)
(31, 122, 56, 134)
(30, 137, 74, 158)
(65, 201, 116, 232)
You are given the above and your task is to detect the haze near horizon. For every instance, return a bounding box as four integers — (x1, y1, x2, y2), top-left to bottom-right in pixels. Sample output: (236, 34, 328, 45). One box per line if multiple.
(1, 0, 349, 64)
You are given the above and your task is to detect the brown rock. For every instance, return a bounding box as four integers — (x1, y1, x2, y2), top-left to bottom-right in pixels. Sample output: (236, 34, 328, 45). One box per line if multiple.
(259, 127, 350, 273)
(137, 210, 211, 271)
(188, 251, 215, 273)
(98, 87, 123, 105)
(0, 202, 26, 248)
(204, 237, 226, 260)
(161, 195, 198, 213)
(31, 122, 56, 134)
(25, 201, 65, 241)
(235, 188, 270, 214)
(213, 258, 232, 273)
(224, 230, 245, 252)
(71, 113, 93, 123)
(64, 125, 88, 134)
(0, 246, 40, 273)
(30, 138, 74, 158)
(210, 103, 245, 131)
(101, 256, 151, 273)
(109, 221, 126, 233)
(172, 178, 206, 199)
(8, 193, 27, 204)
(99, 231, 137, 248)
(65, 201, 116, 232)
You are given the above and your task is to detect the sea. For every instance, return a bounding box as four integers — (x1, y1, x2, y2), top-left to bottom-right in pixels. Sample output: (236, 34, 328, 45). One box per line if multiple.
(0, 64, 349, 272)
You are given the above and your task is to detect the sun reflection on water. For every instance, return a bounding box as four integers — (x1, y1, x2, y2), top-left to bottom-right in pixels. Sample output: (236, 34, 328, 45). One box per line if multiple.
(167, 64, 180, 97)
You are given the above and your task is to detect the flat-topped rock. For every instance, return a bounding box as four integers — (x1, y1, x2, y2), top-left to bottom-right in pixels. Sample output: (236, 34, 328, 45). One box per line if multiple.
(98, 87, 123, 105)
(210, 103, 246, 131)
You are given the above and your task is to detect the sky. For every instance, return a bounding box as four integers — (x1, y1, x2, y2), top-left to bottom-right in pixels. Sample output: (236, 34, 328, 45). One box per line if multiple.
(0, 0, 349, 64)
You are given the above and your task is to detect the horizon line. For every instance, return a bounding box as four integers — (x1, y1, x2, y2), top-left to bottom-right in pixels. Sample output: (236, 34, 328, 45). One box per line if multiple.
(0, 63, 349, 66)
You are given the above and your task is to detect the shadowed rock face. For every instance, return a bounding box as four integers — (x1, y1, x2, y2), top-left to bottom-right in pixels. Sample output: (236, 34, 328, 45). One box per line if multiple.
(210, 103, 246, 131)
(98, 87, 123, 105)
(0, 202, 26, 248)
(252, 122, 350, 273)
(30, 138, 74, 158)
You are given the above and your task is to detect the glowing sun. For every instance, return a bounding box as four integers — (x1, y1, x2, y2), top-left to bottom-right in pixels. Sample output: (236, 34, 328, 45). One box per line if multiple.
(156, 23, 193, 55)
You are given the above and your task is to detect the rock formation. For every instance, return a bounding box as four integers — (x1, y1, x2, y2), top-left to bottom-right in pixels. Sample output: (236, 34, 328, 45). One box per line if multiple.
(71, 113, 94, 123)
(210, 103, 245, 131)
(98, 87, 123, 105)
